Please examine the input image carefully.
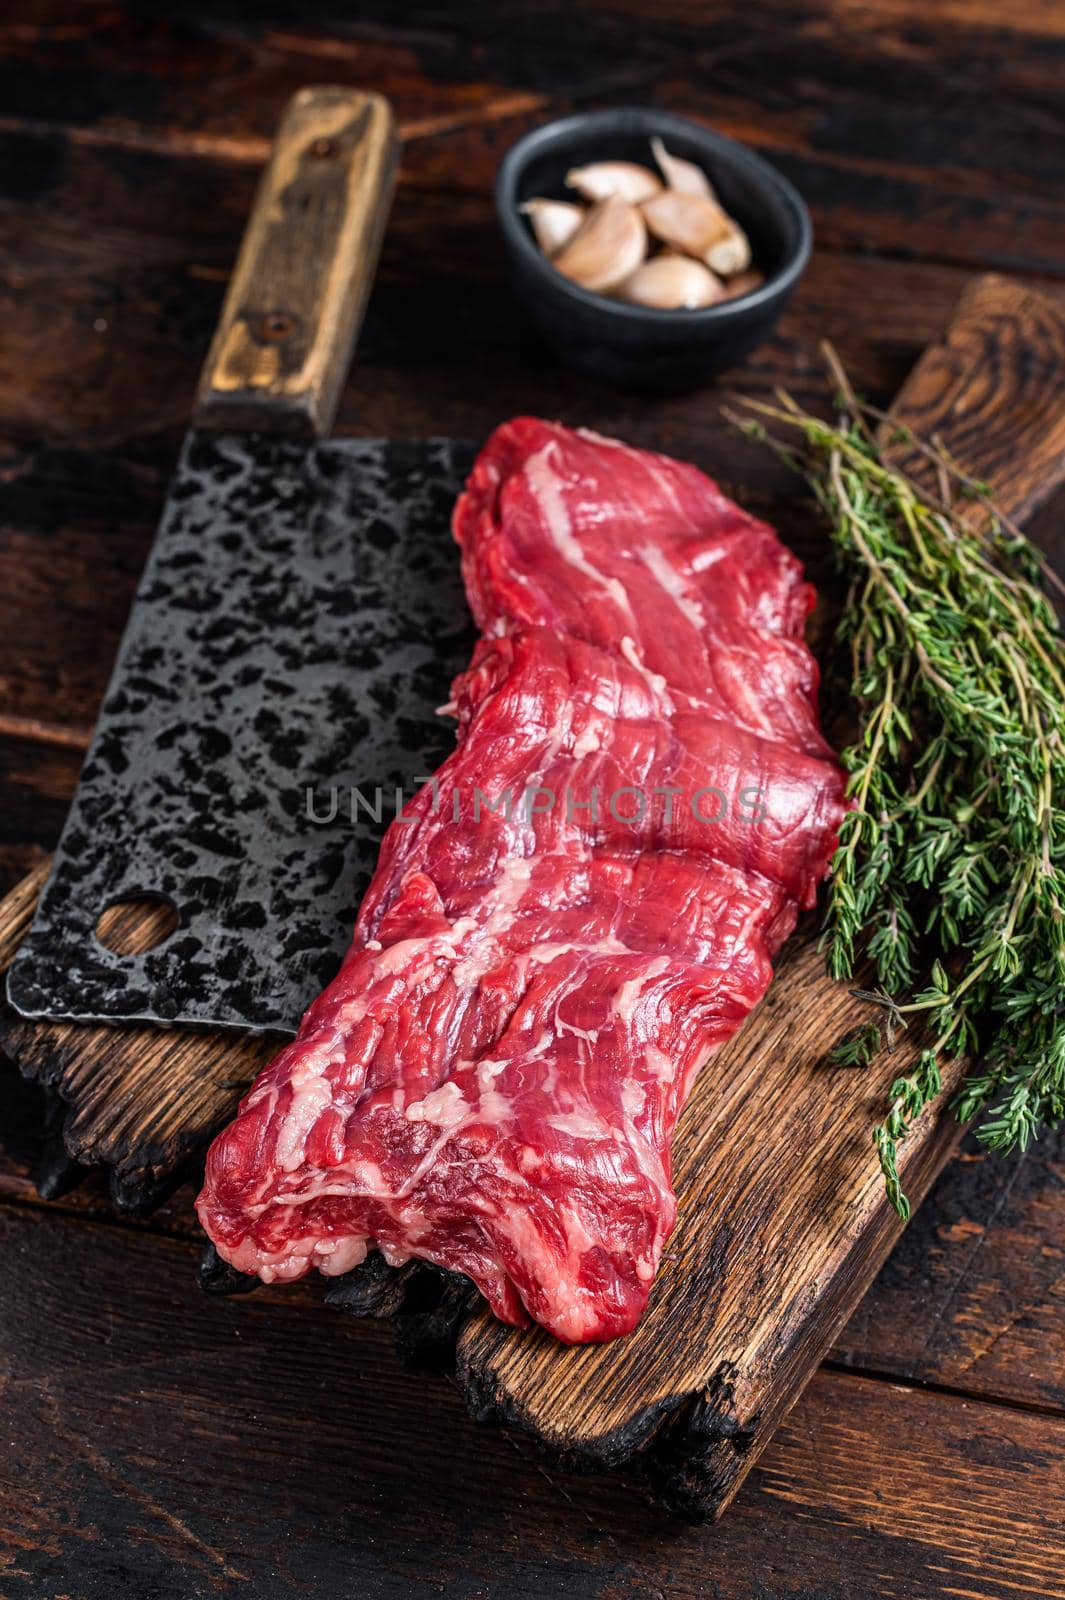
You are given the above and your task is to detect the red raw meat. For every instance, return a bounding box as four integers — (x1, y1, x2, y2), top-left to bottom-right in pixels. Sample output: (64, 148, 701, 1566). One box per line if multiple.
(196, 419, 846, 1343)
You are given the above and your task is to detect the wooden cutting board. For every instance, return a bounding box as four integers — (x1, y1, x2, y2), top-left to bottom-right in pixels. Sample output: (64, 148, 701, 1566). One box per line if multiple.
(2, 273, 1065, 1519)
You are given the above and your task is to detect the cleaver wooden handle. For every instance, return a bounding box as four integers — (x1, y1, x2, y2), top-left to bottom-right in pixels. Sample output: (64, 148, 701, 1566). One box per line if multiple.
(193, 87, 397, 439)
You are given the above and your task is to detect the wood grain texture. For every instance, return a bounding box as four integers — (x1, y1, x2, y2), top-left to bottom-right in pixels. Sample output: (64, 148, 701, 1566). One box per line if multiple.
(4, 273, 1065, 1518)
(886, 274, 1065, 524)
(836, 1123, 1065, 1413)
(2, 1198, 1065, 1600)
(194, 87, 396, 436)
(0, 87, 1061, 453)
(2, 2, 1065, 1569)
(0, 735, 83, 898)
(2, 158, 1061, 738)
(3, 1075, 1063, 1427)
(456, 943, 963, 1516)
(3, 2, 1065, 263)
(437, 271, 1065, 1514)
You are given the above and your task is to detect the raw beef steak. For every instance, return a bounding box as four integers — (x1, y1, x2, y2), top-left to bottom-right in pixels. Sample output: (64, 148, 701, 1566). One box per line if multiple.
(197, 419, 846, 1343)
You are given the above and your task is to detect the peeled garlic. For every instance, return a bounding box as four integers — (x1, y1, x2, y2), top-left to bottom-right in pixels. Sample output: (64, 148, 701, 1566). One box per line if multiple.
(705, 225, 752, 277)
(651, 137, 714, 199)
(720, 267, 766, 301)
(565, 160, 661, 205)
(552, 197, 648, 293)
(520, 197, 585, 256)
(641, 189, 751, 277)
(618, 253, 724, 309)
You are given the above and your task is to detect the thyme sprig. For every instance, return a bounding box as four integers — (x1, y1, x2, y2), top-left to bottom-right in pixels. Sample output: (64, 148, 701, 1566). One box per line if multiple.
(730, 348, 1065, 1217)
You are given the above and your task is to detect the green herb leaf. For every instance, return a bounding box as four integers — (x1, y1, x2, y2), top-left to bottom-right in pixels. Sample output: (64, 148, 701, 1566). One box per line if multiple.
(732, 354, 1065, 1217)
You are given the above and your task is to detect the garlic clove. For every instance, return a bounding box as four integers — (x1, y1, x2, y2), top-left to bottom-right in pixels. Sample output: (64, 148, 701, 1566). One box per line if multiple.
(650, 136, 715, 199)
(617, 252, 724, 309)
(720, 267, 766, 301)
(641, 190, 752, 277)
(705, 224, 752, 277)
(552, 197, 649, 294)
(520, 197, 586, 256)
(565, 161, 662, 205)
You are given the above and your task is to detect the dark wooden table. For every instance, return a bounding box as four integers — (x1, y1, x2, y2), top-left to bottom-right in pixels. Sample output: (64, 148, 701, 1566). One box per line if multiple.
(2, 5, 1065, 1596)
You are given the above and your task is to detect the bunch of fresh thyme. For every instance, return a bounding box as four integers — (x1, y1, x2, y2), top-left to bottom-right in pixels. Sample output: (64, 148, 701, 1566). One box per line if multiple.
(732, 348, 1065, 1217)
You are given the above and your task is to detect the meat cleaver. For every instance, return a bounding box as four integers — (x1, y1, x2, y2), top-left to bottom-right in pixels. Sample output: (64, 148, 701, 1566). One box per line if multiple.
(7, 87, 475, 1035)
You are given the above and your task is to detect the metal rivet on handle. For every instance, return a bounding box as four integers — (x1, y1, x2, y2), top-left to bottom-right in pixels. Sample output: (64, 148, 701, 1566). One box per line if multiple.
(257, 311, 297, 342)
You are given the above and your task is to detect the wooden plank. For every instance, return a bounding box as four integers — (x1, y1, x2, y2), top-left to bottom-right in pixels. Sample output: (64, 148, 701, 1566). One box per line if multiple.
(7, 86, 1064, 285)
(9, 1012, 1065, 1420)
(0, 5, 555, 155)
(3, 1038, 1060, 1424)
(454, 942, 962, 1517)
(3, 1, 1065, 198)
(5, 948, 1063, 1425)
(836, 1124, 1065, 1414)
(1, 1199, 1063, 1600)
(0, 735, 81, 898)
(374, 270, 1065, 1513)
(1, 246, 1062, 742)
(756, 1371, 1065, 1600)
(884, 273, 1065, 523)
(11, 112, 1065, 461)
(4, 955, 1062, 1426)
(1, 0, 1064, 284)
(3, 274, 1064, 1517)
(810, 0, 1065, 37)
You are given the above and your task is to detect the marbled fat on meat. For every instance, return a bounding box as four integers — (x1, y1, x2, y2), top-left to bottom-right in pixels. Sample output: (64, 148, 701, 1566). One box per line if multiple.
(196, 419, 847, 1343)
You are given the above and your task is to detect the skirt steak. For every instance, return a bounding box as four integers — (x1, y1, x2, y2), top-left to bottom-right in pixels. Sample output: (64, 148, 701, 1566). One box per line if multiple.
(196, 420, 846, 1343)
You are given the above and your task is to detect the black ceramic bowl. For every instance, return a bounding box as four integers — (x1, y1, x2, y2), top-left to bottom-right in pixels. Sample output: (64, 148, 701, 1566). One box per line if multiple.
(496, 107, 811, 390)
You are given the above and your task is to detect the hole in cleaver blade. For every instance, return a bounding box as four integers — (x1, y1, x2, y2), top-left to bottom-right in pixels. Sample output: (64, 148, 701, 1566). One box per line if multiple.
(7, 433, 477, 1035)
(96, 893, 181, 956)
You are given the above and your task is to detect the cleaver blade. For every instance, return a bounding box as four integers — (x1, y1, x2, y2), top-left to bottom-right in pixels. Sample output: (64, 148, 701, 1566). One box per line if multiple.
(7, 433, 474, 1033)
(7, 86, 477, 1034)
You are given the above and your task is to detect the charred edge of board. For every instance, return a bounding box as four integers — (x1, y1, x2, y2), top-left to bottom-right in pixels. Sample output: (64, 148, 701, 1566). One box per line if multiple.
(0, 1003, 226, 1216)
(7, 990, 761, 1520)
(197, 1242, 481, 1368)
(447, 1216, 741, 1508)
(198, 1241, 262, 1297)
(31, 1084, 86, 1201)
(321, 1250, 413, 1317)
(195, 1233, 757, 1516)
(325, 1251, 756, 1519)
(108, 1162, 192, 1217)
(325, 1256, 479, 1372)
(457, 1339, 757, 1520)
(641, 1368, 761, 1521)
